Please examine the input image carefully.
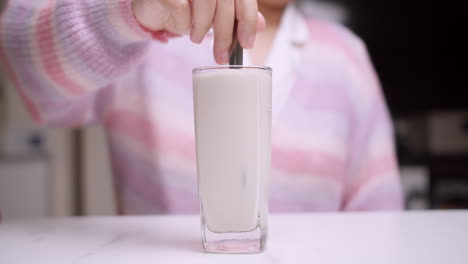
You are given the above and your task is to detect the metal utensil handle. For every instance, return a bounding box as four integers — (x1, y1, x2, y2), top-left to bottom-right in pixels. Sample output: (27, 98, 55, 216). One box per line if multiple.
(229, 42, 243, 65)
(229, 20, 243, 66)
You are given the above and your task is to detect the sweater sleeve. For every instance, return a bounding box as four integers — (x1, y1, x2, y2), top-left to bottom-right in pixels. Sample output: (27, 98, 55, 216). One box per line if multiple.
(0, 0, 152, 126)
(340, 30, 404, 211)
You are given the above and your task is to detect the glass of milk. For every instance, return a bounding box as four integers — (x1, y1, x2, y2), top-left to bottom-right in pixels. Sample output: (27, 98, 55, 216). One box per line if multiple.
(193, 66, 272, 253)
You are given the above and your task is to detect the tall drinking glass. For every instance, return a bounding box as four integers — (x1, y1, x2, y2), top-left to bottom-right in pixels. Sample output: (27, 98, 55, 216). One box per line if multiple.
(192, 66, 272, 253)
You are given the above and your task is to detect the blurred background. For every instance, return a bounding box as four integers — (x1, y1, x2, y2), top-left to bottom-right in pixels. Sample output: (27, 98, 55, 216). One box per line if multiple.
(0, 0, 465, 220)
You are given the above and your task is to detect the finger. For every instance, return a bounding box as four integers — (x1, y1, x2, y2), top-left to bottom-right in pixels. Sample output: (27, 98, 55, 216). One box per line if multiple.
(132, 0, 162, 30)
(166, 0, 192, 34)
(190, 0, 216, 44)
(257, 12, 266, 32)
(213, 0, 235, 64)
(235, 0, 258, 49)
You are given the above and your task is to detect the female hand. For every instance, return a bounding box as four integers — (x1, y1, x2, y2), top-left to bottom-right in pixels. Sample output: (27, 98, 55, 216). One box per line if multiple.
(132, 0, 266, 64)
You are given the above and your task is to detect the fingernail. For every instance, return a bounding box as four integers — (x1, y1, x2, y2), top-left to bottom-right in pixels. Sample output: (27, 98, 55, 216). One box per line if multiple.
(246, 35, 255, 49)
(191, 33, 203, 44)
(219, 51, 229, 65)
(239, 30, 255, 49)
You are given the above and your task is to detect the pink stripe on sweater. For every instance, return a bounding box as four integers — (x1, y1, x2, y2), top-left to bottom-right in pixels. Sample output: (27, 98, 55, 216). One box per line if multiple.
(272, 146, 345, 182)
(36, 0, 85, 96)
(105, 109, 158, 149)
(104, 109, 197, 161)
(107, 108, 347, 183)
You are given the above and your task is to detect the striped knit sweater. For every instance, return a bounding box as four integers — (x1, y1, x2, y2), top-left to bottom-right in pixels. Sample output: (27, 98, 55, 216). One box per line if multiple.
(0, 0, 403, 214)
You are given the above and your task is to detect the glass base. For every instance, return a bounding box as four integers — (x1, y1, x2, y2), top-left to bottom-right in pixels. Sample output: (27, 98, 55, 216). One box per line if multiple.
(202, 225, 266, 254)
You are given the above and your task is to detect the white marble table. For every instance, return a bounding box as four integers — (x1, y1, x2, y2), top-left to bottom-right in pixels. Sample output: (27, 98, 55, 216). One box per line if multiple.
(1, 211, 467, 264)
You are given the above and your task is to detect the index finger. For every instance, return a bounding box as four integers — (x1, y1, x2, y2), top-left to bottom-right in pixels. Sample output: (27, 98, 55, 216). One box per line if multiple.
(235, 0, 258, 49)
(213, 0, 235, 64)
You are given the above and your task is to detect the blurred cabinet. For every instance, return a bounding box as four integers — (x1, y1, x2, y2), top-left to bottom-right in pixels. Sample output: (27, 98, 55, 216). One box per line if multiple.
(0, 156, 49, 219)
(428, 155, 468, 208)
(397, 111, 468, 156)
(428, 112, 468, 155)
(396, 110, 468, 209)
(400, 166, 429, 210)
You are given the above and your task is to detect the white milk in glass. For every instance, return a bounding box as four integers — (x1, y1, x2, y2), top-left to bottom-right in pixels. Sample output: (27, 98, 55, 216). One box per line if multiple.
(193, 66, 271, 253)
